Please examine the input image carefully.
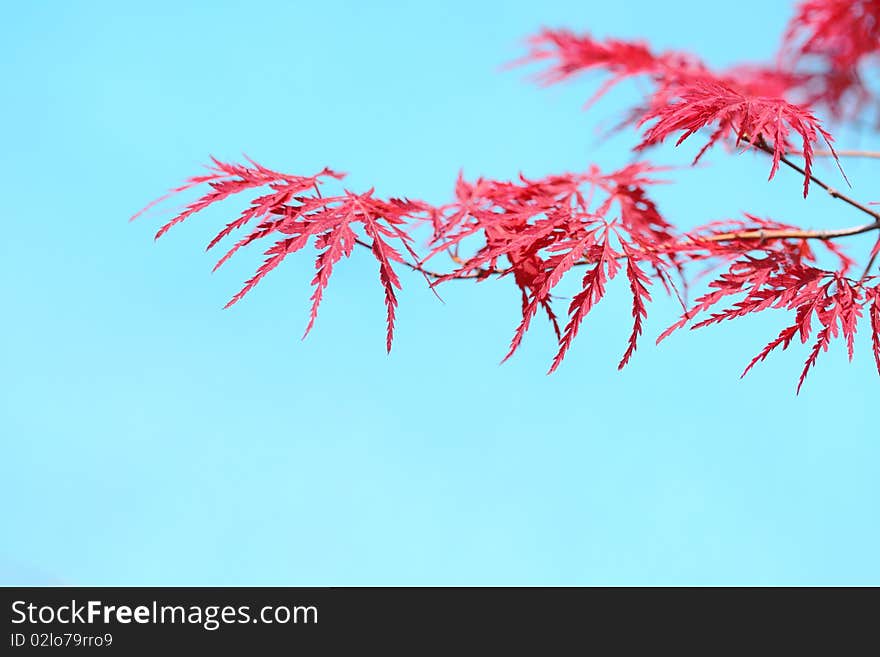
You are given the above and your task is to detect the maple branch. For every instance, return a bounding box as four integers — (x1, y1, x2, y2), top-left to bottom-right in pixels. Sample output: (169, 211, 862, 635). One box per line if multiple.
(747, 138, 880, 279)
(750, 139, 880, 226)
(862, 243, 880, 280)
(792, 149, 880, 159)
(377, 221, 880, 285)
(695, 222, 880, 243)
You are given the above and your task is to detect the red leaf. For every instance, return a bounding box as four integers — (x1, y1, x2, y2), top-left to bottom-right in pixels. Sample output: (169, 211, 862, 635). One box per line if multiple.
(549, 230, 620, 373)
(618, 244, 653, 369)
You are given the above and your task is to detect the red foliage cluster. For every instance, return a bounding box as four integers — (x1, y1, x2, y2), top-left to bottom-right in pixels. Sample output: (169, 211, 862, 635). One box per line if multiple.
(784, 0, 880, 69)
(133, 158, 430, 352)
(660, 252, 870, 393)
(522, 27, 840, 191)
(781, 0, 880, 120)
(635, 81, 836, 196)
(135, 0, 880, 391)
(425, 163, 678, 371)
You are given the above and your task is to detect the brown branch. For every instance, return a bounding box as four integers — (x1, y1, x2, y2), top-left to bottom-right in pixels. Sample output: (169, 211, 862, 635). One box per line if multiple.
(357, 138, 880, 283)
(751, 139, 880, 226)
(791, 149, 880, 159)
(359, 215, 880, 282)
(862, 240, 880, 281)
(748, 138, 880, 279)
(695, 222, 880, 243)
(360, 219, 880, 284)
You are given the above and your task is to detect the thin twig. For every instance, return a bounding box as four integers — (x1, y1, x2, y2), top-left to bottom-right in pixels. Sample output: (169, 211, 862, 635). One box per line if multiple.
(748, 139, 880, 279)
(751, 140, 880, 225)
(358, 219, 880, 283)
(862, 239, 880, 281)
(696, 222, 880, 243)
(791, 149, 880, 159)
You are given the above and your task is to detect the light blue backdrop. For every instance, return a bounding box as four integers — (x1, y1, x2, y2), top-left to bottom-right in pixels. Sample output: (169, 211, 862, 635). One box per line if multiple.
(2, 0, 877, 585)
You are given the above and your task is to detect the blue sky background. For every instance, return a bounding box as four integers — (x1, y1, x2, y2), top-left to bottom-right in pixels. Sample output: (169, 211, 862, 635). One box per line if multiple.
(2, 0, 878, 585)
